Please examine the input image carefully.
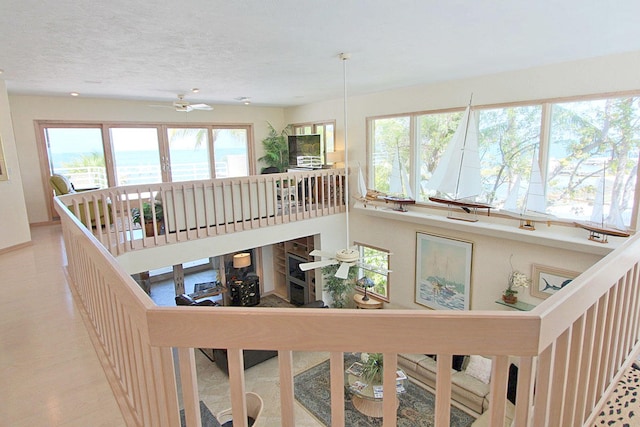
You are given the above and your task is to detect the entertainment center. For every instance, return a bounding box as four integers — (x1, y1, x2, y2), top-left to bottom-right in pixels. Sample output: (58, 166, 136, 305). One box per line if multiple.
(273, 236, 316, 305)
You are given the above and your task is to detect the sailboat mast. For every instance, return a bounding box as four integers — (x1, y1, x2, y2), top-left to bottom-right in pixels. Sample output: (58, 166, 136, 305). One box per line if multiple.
(454, 94, 474, 199)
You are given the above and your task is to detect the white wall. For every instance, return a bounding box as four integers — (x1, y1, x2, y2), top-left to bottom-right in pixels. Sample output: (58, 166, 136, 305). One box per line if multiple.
(0, 81, 30, 250)
(8, 95, 287, 224)
(284, 51, 640, 310)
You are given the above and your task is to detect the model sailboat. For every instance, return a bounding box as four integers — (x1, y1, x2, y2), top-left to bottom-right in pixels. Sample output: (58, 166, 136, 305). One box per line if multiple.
(427, 98, 492, 221)
(502, 150, 553, 230)
(575, 164, 629, 243)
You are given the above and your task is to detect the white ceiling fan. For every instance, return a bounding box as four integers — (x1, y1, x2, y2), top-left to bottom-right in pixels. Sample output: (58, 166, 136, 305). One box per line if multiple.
(150, 94, 213, 112)
(298, 53, 390, 280)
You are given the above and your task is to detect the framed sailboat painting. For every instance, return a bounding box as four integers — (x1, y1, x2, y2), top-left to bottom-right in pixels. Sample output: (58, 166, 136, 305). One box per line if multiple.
(415, 233, 472, 310)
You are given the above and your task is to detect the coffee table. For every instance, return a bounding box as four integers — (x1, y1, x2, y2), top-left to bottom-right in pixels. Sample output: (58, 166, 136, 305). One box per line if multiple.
(345, 362, 407, 418)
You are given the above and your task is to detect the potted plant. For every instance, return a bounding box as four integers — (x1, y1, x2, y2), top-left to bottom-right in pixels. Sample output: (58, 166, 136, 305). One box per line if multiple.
(132, 202, 164, 237)
(258, 122, 291, 173)
(503, 256, 530, 304)
(361, 352, 384, 384)
(322, 264, 356, 308)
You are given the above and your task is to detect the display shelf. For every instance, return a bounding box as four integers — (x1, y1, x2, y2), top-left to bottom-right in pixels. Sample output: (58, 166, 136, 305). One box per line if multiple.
(495, 299, 536, 311)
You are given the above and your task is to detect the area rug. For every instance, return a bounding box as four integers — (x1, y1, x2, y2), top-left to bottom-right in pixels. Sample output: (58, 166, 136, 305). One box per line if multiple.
(258, 294, 296, 308)
(294, 355, 476, 426)
(180, 400, 221, 427)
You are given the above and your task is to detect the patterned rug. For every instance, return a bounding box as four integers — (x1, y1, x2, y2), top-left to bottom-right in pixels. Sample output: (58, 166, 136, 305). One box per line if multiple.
(593, 363, 640, 426)
(294, 354, 476, 427)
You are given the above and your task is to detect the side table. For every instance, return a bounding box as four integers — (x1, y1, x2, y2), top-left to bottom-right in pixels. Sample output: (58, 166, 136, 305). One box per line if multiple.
(353, 294, 383, 309)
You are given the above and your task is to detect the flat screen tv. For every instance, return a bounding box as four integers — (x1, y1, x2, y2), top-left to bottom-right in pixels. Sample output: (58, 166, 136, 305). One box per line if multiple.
(288, 134, 322, 168)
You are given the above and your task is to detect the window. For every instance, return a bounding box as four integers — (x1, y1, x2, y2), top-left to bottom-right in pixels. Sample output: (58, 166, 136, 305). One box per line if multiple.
(355, 243, 390, 302)
(547, 98, 640, 227)
(44, 126, 108, 189)
(38, 121, 253, 220)
(368, 93, 640, 228)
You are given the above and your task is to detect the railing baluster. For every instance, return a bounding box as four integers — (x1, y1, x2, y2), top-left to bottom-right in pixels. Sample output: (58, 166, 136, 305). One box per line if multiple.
(330, 351, 345, 427)
(278, 350, 295, 427)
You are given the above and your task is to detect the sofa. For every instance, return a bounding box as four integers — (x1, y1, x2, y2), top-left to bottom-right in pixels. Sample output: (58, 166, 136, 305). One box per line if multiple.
(213, 300, 327, 375)
(398, 353, 518, 418)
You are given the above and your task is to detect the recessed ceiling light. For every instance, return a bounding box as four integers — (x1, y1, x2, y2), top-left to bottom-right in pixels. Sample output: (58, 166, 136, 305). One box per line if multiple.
(0, 69, 4, 75)
(191, 88, 200, 93)
(236, 96, 251, 105)
(70, 92, 80, 97)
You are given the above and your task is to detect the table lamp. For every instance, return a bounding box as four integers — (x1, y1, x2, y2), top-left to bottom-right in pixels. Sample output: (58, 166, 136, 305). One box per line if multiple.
(233, 252, 251, 280)
(357, 276, 375, 301)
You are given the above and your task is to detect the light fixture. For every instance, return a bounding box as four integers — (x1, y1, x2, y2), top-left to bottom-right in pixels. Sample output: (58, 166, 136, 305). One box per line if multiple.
(0, 69, 4, 75)
(233, 252, 251, 268)
(233, 252, 252, 281)
(236, 96, 251, 105)
(326, 150, 344, 165)
(357, 277, 375, 301)
(70, 92, 79, 97)
(191, 88, 199, 93)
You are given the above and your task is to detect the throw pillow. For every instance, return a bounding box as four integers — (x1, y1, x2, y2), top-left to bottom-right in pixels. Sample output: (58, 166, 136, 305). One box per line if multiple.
(465, 355, 492, 384)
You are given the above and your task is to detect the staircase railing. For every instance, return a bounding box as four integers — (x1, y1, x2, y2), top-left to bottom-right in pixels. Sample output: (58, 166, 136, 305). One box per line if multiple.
(55, 175, 640, 427)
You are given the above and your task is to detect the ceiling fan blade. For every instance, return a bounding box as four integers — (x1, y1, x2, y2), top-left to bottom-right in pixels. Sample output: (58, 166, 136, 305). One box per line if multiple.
(299, 259, 337, 271)
(335, 262, 355, 279)
(309, 249, 336, 258)
(190, 103, 213, 110)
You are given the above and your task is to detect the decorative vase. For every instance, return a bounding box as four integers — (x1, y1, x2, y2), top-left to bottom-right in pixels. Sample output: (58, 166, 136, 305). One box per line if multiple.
(502, 294, 517, 304)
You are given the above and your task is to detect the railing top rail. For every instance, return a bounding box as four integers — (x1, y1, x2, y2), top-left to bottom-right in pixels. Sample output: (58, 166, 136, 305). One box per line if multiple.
(147, 306, 541, 356)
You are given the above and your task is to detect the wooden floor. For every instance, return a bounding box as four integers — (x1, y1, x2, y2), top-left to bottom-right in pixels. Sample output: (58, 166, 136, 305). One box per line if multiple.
(2, 224, 634, 427)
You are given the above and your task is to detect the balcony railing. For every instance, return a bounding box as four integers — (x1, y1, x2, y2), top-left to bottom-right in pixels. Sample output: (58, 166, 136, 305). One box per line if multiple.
(55, 169, 640, 427)
(58, 169, 345, 257)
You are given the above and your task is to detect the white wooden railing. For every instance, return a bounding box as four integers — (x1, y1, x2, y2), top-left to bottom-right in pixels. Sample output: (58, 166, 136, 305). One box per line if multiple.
(55, 171, 640, 427)
(59, 169, 345, 257)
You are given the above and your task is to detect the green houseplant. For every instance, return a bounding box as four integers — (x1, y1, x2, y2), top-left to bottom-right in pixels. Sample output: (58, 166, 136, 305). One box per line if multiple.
(360, 352, 384, 384)
(132, 202, 164, 237)
(258, 122, 291, 173)
(322, 264, 357, 308)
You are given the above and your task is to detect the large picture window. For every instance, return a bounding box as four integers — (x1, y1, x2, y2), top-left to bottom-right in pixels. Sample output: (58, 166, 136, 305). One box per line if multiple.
(368, 93, 640, 228)
(38, 121, 253, 220)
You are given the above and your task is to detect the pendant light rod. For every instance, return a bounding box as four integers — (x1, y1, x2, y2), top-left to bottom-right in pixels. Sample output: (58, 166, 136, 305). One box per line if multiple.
(340, 52, 351, 249)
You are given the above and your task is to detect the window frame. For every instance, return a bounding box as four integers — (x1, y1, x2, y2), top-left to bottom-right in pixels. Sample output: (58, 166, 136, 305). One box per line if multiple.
(366, 91, 640, 231)
(353, 241, 390, 302)
(36, 120, 254, 221)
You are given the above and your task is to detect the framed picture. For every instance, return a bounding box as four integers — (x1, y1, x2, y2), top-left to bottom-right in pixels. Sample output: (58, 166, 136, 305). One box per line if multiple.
(531, 264, 579, 299)
(0, 135, 7, 181)
(415, 232, 472, 310)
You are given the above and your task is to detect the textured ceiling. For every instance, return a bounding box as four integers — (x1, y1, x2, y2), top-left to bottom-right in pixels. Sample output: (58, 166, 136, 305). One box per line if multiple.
(1, 0, 640, 107)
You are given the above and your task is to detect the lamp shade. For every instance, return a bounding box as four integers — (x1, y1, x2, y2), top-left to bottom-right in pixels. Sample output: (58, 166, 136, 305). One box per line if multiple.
(233, 253, 251, 268)
(326, 150, 344, 164)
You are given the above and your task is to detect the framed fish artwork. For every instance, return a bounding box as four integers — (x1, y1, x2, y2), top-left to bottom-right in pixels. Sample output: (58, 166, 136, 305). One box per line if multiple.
(531, 264, 579, 299)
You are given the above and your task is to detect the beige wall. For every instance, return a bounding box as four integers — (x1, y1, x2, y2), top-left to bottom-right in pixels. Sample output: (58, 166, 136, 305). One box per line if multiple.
(284, 51, 640, 310)
(8, 95, 286, 224)
(0, 81, 30, 250)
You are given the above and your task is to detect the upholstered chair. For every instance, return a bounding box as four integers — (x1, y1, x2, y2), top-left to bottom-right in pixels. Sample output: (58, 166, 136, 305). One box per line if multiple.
(49, 174, 112, 227)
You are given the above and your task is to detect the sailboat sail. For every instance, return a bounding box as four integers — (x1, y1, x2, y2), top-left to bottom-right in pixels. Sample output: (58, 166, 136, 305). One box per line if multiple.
(428, 105, 482, 201)
(503, 176, 521, 212)
(357, 164, 367, 199)
(523, 152, 546, 215)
